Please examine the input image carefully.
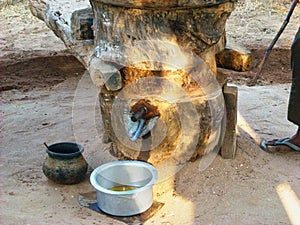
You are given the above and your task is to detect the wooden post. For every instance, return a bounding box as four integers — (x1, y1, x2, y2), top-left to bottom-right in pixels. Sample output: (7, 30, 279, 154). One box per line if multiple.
(221, 84, 238, 159)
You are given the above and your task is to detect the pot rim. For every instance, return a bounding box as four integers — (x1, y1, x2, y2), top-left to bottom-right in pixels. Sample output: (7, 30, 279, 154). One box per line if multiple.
(46, 142, 84, 158)
(90, 160, 157, 195)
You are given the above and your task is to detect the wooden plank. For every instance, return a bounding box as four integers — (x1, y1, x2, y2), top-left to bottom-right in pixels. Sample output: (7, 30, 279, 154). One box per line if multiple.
(221, 85, 238, 159)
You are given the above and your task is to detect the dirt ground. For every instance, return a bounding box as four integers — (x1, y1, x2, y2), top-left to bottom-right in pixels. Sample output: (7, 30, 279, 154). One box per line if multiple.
(1, 1, 300, 224)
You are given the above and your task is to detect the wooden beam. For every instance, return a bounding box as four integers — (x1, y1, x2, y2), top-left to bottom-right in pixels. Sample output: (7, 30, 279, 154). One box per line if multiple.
(221, 84, 238, 159)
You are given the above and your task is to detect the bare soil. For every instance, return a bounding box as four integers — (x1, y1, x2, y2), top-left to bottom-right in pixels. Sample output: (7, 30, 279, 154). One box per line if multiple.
(1, 1, 300, 225)
(0, 56, 85, 92)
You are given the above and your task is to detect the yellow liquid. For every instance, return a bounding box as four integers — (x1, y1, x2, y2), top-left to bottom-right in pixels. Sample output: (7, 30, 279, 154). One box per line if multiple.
(109, 185, 138, 191)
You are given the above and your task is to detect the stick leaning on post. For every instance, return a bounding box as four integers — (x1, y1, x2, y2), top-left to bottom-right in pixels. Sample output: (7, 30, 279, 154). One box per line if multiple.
(250, 0, 299, 86)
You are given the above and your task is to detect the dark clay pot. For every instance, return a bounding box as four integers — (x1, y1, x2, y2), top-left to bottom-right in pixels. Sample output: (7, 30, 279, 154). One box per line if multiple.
(42, 142, 88, 185)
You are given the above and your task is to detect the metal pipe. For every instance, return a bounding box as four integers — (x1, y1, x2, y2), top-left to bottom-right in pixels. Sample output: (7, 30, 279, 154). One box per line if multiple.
(131, 107, 147, 122)
(130, 119, 146, 142)
(250, 0, 298, 86)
